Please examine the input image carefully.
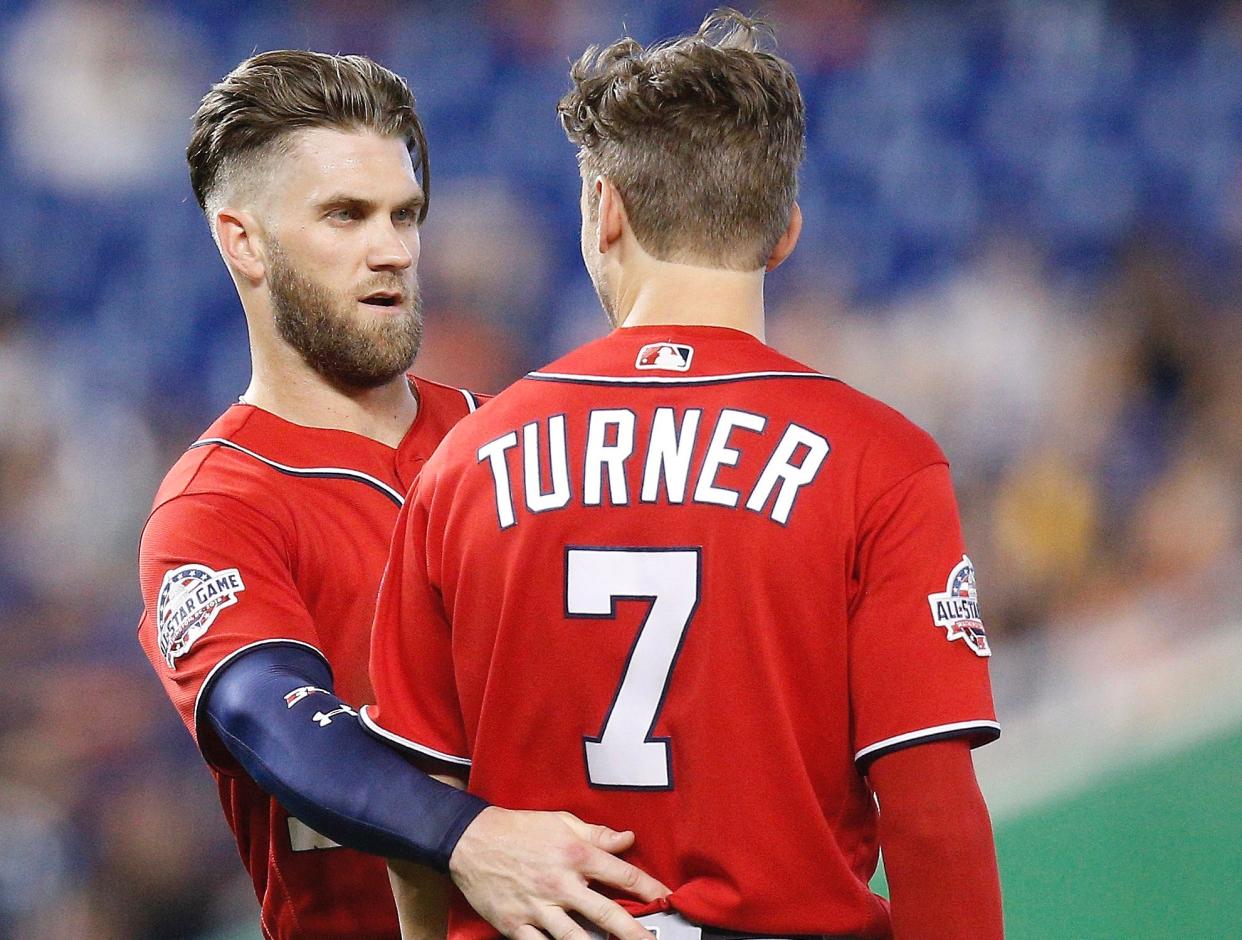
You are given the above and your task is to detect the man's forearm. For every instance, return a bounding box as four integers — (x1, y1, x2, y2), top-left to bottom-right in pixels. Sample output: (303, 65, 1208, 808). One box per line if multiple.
(869, 739, 1004, 939)
(207, 645, 668, 940)
(203, 642, 487, 870)
(388, 858, 450, 940)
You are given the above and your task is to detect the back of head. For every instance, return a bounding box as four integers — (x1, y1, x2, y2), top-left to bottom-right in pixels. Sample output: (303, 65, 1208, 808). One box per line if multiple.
(558, 8, 806, 271)
(187, 50, 429, 233)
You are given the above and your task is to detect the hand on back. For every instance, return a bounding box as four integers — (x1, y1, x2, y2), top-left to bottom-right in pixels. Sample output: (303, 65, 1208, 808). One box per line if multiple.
(449, 807, 669, 940)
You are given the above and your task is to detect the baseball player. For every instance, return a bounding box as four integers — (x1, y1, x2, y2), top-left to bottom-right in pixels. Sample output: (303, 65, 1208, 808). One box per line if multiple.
(136, 51, 666, 940)
(365, 11, 1003, 940)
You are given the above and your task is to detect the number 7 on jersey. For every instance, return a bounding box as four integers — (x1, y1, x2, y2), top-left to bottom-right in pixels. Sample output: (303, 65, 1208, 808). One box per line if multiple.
(565, 547, 701, 790)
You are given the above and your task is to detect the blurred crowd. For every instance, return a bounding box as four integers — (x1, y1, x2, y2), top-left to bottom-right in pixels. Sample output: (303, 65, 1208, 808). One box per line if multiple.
(1, 0, 1241, 936)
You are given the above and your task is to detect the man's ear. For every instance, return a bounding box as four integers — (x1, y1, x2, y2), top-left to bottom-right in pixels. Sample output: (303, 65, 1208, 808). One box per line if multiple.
(765, 202, 802, 272)
(596, 177, 627, 255)
(216, 207, 266, 283)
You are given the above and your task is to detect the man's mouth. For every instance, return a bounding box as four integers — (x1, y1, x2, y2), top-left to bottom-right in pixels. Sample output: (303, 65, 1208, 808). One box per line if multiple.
(360, 290, 403, 307)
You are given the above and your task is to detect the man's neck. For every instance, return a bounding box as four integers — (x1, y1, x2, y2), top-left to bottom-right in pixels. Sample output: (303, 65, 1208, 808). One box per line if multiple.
(243, 357, 418, 449)
(614, 255, 767, 340)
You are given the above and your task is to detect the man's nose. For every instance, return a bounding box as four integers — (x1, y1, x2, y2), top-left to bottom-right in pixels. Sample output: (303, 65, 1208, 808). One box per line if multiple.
(368, 221, 415, 271)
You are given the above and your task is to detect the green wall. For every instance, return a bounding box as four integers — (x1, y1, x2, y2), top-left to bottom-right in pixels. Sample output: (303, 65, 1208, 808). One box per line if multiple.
(994, 726, 1242, 938)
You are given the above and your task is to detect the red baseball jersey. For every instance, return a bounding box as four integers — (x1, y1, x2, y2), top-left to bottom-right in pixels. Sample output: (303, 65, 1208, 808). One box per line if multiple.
(366, 326, 999, 940)
(136, 376, 483, 940)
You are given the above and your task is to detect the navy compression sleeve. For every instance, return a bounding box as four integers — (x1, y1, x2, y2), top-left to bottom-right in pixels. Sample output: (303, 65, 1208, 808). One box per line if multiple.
(202, 642, 487, 872)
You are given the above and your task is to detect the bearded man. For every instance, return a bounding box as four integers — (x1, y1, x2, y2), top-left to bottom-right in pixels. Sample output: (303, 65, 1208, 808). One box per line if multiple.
(136, 50, 665, 940)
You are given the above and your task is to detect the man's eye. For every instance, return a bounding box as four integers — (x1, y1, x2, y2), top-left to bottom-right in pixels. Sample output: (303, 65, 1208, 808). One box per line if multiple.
(328, 207, 358, 221)
(394, 207, 418, 224)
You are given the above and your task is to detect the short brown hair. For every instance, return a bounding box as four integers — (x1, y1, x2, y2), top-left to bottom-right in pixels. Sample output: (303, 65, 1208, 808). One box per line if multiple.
(187, 50, 429, 222)
(558, 8, 805, 270)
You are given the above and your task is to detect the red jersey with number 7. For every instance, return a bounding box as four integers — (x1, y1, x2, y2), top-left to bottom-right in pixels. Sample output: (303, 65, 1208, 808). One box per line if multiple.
(365, 325, 999, 940)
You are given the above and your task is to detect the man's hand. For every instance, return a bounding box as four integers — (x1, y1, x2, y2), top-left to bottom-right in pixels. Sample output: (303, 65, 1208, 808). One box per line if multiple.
(448, 806, 670, 940)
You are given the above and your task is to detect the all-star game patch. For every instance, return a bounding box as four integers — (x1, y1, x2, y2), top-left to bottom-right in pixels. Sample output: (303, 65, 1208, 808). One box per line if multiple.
(636, 342, 694, 372)
(927, 555, 991, 657)
(157, 563, 246, 668)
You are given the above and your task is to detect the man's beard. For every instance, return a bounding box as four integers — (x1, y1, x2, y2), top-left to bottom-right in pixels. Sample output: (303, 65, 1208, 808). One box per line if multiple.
(267, 240, 423, 389)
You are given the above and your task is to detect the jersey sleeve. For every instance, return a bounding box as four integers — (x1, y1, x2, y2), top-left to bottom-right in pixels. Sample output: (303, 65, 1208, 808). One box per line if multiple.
(362, 482, 471, 771)
(848, 462, 999, 772)
(136, 492, 326, 770)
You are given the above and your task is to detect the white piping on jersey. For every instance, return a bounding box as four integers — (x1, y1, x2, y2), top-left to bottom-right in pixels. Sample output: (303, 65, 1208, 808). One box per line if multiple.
(459, 388, 479, 413)
(854, 719, 1002, 764)
(359, 705, 473, 767)
(195, 437, 405, 506)
(527, 369, 835, 384)
(192, 638, 331, 740)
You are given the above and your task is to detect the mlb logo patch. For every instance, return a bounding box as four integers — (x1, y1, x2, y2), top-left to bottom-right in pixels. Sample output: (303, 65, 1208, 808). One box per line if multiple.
(636, 343, 693, 372)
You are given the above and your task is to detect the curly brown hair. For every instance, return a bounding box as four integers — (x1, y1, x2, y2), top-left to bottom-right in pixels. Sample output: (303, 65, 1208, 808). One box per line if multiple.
(187, 50, 429, 223)
(558, 8, 805, 270)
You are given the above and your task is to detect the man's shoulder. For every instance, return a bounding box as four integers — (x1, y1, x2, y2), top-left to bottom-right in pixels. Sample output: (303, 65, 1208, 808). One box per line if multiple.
(819, 378, 942, 452)
(149, 406, 296, 517)
(138, 410, 295, 591)
(728, 339, 944, 464)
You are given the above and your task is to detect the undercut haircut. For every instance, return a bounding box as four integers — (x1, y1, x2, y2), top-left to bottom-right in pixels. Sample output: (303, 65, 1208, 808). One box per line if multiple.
(558, 8, 806, 270)
(187, 50, 429, 232)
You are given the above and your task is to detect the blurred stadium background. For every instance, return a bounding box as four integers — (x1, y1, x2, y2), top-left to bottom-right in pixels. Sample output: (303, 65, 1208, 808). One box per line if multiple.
(0, 0, 1239, 936)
